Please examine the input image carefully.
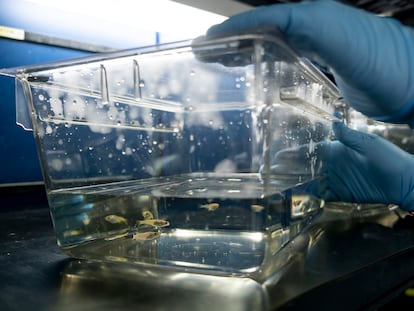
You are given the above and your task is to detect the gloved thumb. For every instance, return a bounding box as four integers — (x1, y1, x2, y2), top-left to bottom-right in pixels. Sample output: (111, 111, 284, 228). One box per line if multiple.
(332, 121, 372, 154)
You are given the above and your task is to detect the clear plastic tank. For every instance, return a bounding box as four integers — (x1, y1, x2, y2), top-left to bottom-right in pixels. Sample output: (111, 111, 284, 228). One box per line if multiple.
(2, 30, 342, 274)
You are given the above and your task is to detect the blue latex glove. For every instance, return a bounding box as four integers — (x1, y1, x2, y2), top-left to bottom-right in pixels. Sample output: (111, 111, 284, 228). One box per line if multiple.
(207, 0, 414, 126)
(271, 122, 414, 211)
(319, 122, 414, 210)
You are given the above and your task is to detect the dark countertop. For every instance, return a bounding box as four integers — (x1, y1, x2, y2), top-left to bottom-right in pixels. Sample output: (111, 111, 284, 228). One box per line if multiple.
(1, 185, 414, 311)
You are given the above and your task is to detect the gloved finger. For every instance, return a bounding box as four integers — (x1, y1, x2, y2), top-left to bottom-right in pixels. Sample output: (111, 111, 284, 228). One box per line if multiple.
(268, 145, 310, 174)
(317, 184, 338, 202)
(319, 188, 342, 202)
(268, 142, 329, 174)
(317, 173, 353, 202)
(331, 121, 376, 153)
(207, 4, 292, 37)
(332, 121, 411, 159)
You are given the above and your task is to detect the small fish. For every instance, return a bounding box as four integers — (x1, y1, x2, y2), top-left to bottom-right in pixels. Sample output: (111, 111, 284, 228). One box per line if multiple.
(81, 218, 91, 226)
(105, 214, 128, 225)
(250, 204, 265, 213)
(63, 229, 83, 238)
(104, 232, 129, 241)
(132, 231, 161, 241)
(105, 256, 128, 262)
(137, 219, 170, 228)
(142, 210, 154, 220)
(199, 202, 220, 212)
(291, 195, 312, 215)
(292, 195, 310, 208)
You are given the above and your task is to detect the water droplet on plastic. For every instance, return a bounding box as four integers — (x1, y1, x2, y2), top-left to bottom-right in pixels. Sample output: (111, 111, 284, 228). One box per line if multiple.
(125, 147, 133, 155)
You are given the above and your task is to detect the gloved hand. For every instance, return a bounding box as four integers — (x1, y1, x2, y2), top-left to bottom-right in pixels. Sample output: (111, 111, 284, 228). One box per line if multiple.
(271, 122, 414, 211)
(207, 0, 414, 127)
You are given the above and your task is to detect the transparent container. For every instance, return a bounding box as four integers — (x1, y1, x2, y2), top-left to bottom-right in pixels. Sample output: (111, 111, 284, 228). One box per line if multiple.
(2, 30, 342, 274)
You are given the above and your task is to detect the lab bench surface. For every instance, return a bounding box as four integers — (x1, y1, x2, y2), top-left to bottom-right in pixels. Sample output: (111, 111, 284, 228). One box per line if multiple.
(1, 185, 414, 311)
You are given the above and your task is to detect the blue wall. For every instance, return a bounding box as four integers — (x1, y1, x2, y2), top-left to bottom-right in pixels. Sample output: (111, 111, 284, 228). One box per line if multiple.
(0, 39, 91, 184)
